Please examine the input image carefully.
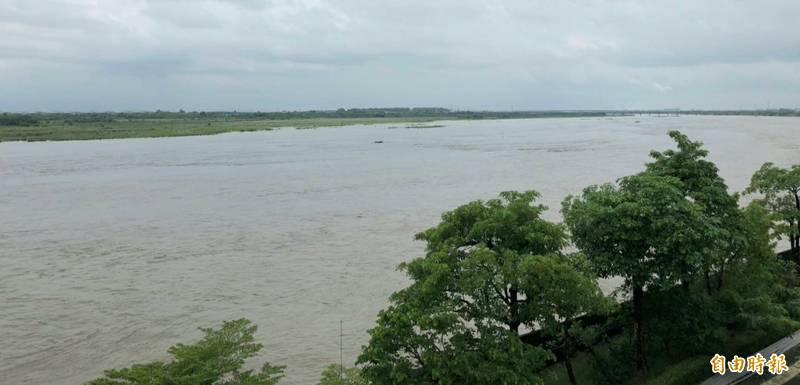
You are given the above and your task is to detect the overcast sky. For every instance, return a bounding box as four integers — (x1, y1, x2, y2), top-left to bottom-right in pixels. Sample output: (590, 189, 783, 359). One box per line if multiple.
(1, 0, 799, 112)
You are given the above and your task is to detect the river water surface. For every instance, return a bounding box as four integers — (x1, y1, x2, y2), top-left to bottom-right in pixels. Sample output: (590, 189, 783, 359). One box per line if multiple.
(2, 116, 799, 384)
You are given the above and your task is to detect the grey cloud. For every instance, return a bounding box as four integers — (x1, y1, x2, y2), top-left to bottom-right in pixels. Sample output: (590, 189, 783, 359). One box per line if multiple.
(1, 0, 799, 111)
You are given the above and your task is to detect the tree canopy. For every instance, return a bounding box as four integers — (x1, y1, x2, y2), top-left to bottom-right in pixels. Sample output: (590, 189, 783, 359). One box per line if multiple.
(646, 130, 748, 292)
(87, 319, 285, 385)
(562, 172, 711, 369)
(747, 162, 800, 261)
(358, 191, 605, 385)
(318, 364, 369, 385)
(563, 173, 709, 290)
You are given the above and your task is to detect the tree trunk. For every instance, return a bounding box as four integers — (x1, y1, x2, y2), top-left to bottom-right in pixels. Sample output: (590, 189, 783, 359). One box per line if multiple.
(562, 324, 578, 385)
(508, 287, 520, 334)
(795, 234, 800, 264)
(565, 357, 578, 385)
(585, 345, 611, 382)
(632, 284, 647, 371)
(794, 189, 799, 211)
(794, 191, 800, 261)
(790, 222, 800, 264)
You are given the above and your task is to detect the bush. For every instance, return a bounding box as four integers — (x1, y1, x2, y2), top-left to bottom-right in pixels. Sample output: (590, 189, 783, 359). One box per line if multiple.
(0, 113, 38, 126)
(592, 338, 637, 385)
(642, 356, 709, 385)
(319, 364, 369, 385)
(86, 319, 285, 385)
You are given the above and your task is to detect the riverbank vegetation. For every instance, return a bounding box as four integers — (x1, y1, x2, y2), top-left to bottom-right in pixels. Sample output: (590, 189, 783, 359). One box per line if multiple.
(747, 163, 800, 262)
(0, 115, 441, 142)
(2, 108, 798, 142)
(356, 131, 800, 385)
(87, 319, 286, 385)
(0, 109, 608, 142)
(88, 131, 800, 385)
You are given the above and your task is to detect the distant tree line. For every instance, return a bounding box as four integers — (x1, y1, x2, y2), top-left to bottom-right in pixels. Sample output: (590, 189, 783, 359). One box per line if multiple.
(666, 108, 800, 117)
(0, 113, 40, 126)
(2, 108, 799, 127)
(0, 108, 610, 125)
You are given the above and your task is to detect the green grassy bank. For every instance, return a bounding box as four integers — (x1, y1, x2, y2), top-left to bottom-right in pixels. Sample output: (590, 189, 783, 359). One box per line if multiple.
(0, 109, 615, 142)
(0, 117, 448, 142)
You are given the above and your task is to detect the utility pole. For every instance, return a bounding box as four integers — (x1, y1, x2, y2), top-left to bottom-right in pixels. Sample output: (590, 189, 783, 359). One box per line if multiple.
(340, 320, 344, 380)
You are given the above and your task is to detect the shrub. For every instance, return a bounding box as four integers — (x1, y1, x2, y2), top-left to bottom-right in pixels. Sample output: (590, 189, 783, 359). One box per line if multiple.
(86, 319, 284, 385)
(319, 364, 369, 385)
(642, 356, 709, 385)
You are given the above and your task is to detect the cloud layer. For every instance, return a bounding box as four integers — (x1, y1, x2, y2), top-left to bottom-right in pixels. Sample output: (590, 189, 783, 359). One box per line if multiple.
(2, 0, 799, 111)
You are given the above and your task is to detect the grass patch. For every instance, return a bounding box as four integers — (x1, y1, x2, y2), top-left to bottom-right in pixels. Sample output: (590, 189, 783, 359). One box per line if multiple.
(538, 327, 788, 385)
(641, 356, 709, 385)
(539, 350, 600, 385)
(0, 117, 444, 142)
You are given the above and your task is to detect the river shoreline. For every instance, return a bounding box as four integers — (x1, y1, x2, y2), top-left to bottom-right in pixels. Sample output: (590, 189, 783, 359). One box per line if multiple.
(3, 110, 797, 142)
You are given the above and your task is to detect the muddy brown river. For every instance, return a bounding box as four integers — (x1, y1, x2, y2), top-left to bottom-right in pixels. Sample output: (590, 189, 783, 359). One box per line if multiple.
(1, 116, 798, 384)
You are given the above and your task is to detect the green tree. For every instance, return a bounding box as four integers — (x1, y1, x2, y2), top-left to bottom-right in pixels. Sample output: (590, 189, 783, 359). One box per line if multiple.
(646, 130, 747, 292)
(521, 253, 611, 385)
(87, 319, 285, 385)
(721, 202, 800, 335)
(746, 162, 800, 261)
(319, 364, 368, 385)
(562, 173, 709, 370)
(358, 191, 577, 385)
